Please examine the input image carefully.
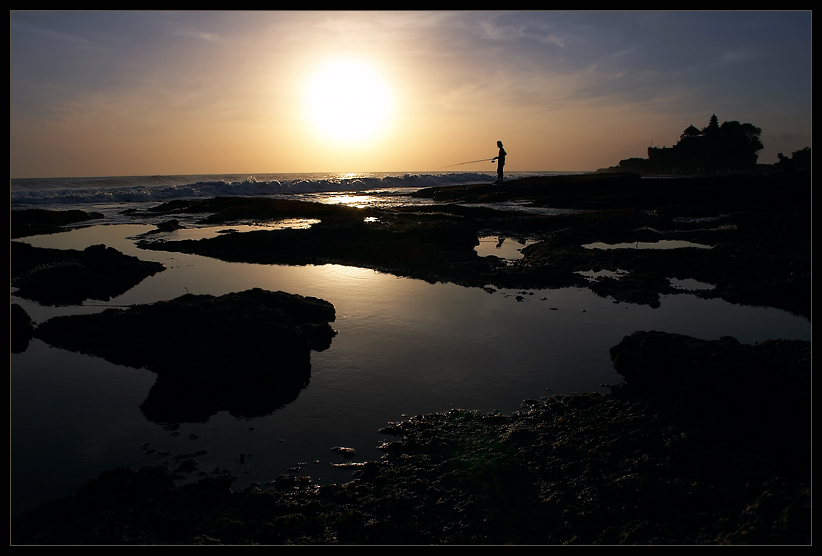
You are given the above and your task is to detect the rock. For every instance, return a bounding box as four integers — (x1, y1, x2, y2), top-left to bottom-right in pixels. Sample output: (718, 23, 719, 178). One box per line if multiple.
(11, 208, 104, 239)
(11, 303, 34, 354)
(32, 288, 337, 422)
(173, 459, 198, 474)
(133, 172, 810, 318)
(10, 331, 811, 545)
(156, 219, 183, 232)
(608, 331, 811, 459)
(609, 330, 810, 404)
(331, 447, 356, 459)
(11, 242, 165, 306)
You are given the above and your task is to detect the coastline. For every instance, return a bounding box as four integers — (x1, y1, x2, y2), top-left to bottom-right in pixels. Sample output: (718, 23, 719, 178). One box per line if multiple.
(11, 332, 810, 545)
(11, 171, 811, 544)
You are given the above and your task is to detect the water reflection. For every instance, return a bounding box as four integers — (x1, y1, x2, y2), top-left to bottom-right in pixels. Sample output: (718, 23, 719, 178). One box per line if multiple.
(140, 362, 311, 424)
(582, 240, 713, 250)
(475, 235, 539, 261)
(157, 219, 321, 241)
(669, 277, 715, 291)
(10, 224, 811, 518)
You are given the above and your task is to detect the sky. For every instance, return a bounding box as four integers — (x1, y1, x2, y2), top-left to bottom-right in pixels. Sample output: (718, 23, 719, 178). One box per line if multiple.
(9, 10, 812, 178)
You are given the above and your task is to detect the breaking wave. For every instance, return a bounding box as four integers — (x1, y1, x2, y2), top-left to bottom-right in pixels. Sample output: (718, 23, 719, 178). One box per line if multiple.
(10, 171, 509, 208)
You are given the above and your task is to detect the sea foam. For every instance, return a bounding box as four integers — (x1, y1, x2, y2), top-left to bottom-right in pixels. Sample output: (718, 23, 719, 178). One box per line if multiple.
(10, 171, 504, 208)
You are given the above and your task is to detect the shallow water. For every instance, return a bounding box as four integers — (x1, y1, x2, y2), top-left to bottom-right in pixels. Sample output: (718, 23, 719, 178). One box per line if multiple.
(582, 239, 713, 250)
(475, 235, 539, 260)
(10, 223, 811, 517)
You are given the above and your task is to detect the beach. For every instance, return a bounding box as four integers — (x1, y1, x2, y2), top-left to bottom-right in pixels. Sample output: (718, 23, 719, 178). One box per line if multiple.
(11, 170, 811, 544)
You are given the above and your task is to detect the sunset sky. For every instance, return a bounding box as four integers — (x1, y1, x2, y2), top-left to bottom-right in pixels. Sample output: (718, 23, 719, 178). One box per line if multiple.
(10, 11, 812, 179)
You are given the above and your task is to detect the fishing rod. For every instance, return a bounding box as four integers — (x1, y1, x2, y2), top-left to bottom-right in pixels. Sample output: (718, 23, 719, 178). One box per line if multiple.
(439, 158, 496, 169)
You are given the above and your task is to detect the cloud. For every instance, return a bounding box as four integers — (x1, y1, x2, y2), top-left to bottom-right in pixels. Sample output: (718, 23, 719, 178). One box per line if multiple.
(10, 18, 104, 52)
(171, 25, 225, 44)
(10, 11, 812, 177)
(718, 49, 754, 65)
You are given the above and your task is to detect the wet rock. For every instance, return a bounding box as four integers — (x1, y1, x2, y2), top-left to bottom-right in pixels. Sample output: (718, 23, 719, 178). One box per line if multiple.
(137, 219, 185, 236)
(32, 288, 337, 423)
(609, 330, 810, 407)
(157, 219, 184, 232)
(136, 172, 809, 318)
(173, 459, 198, 474)
(147, 196, 369, 224)
(11, 332, 810, 545)
(608, 330, 811, 458)
(11, 303, 34, 354)
(11, 208, 104, 239)
(11, 242, 165, 306)
(331, 446, 356, 459)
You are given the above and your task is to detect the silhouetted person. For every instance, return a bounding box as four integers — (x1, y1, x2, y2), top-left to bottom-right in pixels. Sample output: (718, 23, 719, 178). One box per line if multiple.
(492, 141, 507, 184)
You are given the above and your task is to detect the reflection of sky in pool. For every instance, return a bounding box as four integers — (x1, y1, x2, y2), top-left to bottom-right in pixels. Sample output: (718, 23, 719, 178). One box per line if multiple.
(582, 240, 713, 250)
(576, 271, 715, 292)
(475, 236, 539, 260)
(155, 219, 322, 241)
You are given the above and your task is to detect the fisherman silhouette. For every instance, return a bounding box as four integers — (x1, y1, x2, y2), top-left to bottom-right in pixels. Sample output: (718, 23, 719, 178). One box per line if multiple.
(491, 141, 507, 184)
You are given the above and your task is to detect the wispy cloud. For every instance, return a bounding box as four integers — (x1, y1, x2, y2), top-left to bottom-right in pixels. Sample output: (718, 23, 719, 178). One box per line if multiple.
(171, 25, 224, 44)
(10, 18, 105, 52)
(9, 10, 812, 177)
(718, 49, 754, 65)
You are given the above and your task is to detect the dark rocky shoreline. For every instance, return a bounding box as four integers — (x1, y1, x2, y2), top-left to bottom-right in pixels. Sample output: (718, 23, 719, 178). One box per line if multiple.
(10, 172, 811, 544)
(133, 171, 811, 318)
(11, 332, 810, 545)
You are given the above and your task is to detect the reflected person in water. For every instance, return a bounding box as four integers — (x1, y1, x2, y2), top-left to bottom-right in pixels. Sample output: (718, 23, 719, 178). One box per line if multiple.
(492, 141, 507, 184)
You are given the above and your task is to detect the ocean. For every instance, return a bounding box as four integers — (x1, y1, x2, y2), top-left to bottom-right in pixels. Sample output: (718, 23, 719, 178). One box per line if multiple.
(11, 171, 548, 215)
(10, 171, 812, 517)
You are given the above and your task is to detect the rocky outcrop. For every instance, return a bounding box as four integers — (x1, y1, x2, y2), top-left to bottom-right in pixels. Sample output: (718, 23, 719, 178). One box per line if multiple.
(11, 242, 165, 306)
(11, 303, 34, 354)
(608, 331, 811, 462)
(136, 172, 810, 318)
(32, 288, 337, 422)
(11, 208, 104, 239)
(11, 332, 810, 545)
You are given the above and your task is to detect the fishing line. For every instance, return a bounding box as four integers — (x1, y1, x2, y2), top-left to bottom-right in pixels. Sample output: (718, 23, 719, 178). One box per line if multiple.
(439, 158, 496, 169)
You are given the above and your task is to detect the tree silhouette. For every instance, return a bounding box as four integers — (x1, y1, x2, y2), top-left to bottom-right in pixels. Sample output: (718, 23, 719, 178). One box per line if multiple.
(790, 147, 811, 171)
(713, 120, 764, 168)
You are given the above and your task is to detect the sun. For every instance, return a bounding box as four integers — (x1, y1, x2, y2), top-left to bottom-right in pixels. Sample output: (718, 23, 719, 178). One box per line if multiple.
(303, 58, 394, 146)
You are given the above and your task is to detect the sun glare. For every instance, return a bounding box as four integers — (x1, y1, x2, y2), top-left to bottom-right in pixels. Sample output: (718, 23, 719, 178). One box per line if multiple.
(303, 58, 394, 146)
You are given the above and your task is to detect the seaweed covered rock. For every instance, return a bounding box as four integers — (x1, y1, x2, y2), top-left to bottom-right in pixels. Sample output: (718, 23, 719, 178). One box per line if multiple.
(11, 241, 165, 306)
(32, 288, 337, 422)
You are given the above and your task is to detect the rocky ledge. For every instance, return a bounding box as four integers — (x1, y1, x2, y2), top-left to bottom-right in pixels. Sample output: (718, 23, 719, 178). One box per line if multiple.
(11, 331, 810, 545)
